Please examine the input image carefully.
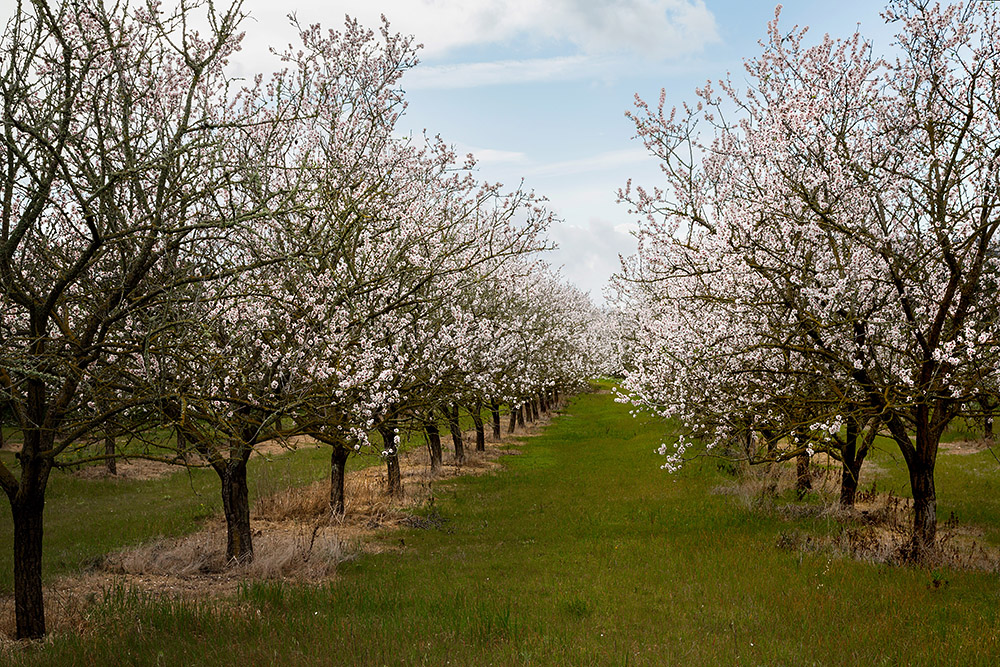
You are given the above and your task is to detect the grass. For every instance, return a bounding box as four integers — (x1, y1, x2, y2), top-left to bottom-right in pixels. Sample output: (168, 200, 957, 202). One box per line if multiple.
(0, 438, 406, 594)
(3, 387, 1000, 664)
(854, 431, 1000, 547)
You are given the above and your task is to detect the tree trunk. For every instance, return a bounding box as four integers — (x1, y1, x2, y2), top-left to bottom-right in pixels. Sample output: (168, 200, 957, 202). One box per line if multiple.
(538, 391, 548, 413)
(795, 452, 812, 497)
(330, 446, 349, 516)
(104, 433, 116, 476)
(839, 419, 870, 508)
(517, 404, 526, 428)
(425, 421, 442, 474)
(553, 387, 560, 405)
(887, 413, 940, 560)
(11, 494, 46, 639)
(449, 404, 464, 465)
(507, 407, 517, 434)
(491, 402, 502, 441)
(532, 397, 540, 421)
(380, 425, 402, 497)
(472, 412, 486, 452)
(909, 460, 937, 558)
(221, 460, 253, 563)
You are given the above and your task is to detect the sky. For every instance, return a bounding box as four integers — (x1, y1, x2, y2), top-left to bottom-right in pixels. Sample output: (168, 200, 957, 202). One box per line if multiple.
(2, 0, 899, 303)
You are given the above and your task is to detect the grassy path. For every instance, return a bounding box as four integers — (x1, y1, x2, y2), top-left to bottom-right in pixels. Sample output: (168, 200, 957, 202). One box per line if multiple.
(8, 388, 1000, 664)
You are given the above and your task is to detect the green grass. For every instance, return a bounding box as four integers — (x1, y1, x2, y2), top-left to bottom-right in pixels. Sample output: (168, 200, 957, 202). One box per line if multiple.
(5, 389, 1000, 664)
(0, 439, 405, 594)
(852, 430, 1000, 547)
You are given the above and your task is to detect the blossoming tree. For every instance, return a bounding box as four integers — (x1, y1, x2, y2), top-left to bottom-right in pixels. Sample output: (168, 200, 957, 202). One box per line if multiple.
(618, 0, 1000, 556)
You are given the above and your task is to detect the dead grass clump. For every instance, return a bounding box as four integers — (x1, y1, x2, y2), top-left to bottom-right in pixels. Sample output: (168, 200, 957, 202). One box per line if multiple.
(831, 495, 1000, 571)
(0, 585, 94, 644)
(722, 460, 1000, 571)
(71, 458, 183, 481)
(712, 462, 806, 513)
(254, 479, 330, 522)
(939, 438, 998, 456)
(104, 522, 348, 581)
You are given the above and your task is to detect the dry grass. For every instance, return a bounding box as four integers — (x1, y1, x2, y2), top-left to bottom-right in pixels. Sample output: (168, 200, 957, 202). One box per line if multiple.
(939, 438, 1000, 456)
(718, 458, 1000, 572)
(0, 417, 551, 643)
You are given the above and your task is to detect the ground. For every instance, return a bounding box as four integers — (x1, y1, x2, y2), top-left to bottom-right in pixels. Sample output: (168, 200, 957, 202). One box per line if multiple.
(2, 392, 999, 664)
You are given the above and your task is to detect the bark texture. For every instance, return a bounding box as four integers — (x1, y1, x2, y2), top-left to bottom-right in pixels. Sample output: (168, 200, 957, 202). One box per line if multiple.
(12, 494, 46, 639)
(795, 452, 812, 497)
(104, 434, 116, 476)
(330, 446, 350, 515)
(220, 459, 253, 563)
(839, 419, 872, 508)
(425, 421, 443, 473)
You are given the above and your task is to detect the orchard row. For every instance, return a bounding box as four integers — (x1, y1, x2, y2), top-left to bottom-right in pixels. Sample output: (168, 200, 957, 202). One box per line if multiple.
(613, 1, 1000, 563)
(0, 0, 614, 639)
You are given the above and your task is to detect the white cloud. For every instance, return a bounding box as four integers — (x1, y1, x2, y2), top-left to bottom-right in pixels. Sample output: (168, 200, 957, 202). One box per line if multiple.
(548, 217, 638, 303)
(300, 0, 720, 59)
(404, 56, 594, 90)
(466, 148, 530, 165)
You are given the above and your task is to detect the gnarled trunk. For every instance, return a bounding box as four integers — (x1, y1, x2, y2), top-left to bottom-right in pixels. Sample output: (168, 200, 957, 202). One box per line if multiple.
(795, 452, 812, 497)
(221, 459, 253, 563)
(910, 460, 937, 558)
(839, 418, 871, 508)
(330, 446, 350, 515)
(887, 412, 941, 559)
(424, 421, 442, 473)
(6, 433, 54, 640)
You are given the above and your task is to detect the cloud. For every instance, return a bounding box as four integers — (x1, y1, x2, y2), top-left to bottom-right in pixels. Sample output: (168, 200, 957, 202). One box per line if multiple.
(404, 56, 594, 90)
(466, 148, 530, 165)
(313, 0, 720, 59)
(548, 217, 638, 304)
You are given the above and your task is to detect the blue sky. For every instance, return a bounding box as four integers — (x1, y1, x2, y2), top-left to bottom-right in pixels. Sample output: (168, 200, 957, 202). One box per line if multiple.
(2, 0, 898, 301)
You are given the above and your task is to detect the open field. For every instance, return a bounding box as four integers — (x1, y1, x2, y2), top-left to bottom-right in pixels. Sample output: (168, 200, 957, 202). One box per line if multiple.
(3, 387, 1000, 664)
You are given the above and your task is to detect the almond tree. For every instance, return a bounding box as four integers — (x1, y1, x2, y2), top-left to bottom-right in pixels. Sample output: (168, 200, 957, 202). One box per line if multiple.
(0, 0, 267, 638)
(618, 0, 1000, 556)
